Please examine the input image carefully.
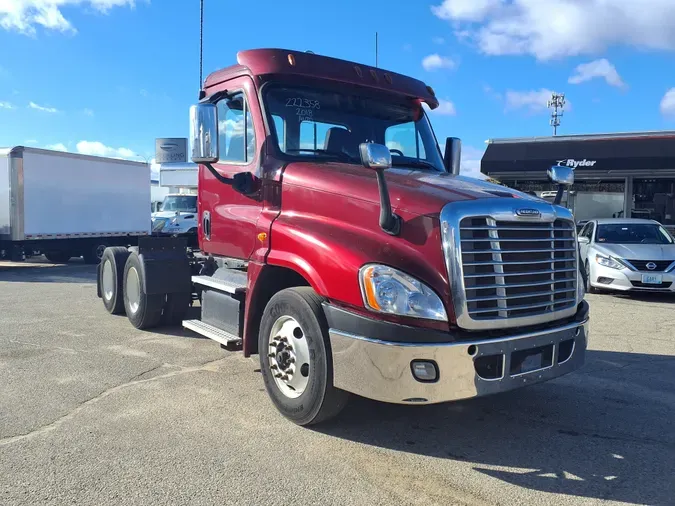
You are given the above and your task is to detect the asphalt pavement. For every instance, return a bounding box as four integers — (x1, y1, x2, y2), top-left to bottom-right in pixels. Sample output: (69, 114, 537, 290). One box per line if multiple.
(1, 262, 674, 505)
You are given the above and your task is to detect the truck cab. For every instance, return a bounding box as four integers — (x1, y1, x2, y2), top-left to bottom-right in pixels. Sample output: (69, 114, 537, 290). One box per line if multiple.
(97, 49, 589, 426)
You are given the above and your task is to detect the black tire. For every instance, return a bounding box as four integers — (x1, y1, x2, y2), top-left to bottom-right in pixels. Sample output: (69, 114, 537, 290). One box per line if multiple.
(83, 242, 108, 264)
(585, 260, 598, 294)
(100, 247, 131, 315)
(123, 252, 164, 329)
(161, 292, 192, 326)
(44, 251, 71, 263)
(258, 287, 349, 426)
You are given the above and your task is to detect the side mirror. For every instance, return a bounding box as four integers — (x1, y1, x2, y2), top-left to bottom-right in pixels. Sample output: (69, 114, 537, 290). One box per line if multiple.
(578, 236, 590, 244)
(547, 165, 574, 206)
(444, 137, 461, 175)
(359, 143, 400, 236)
(189, 103, 219, 164)
(359, 142, 392, 170)
(547, 165, 574, 186)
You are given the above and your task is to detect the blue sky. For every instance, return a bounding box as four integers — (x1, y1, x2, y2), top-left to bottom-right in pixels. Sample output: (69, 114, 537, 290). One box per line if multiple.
(1, 0, 675, 176)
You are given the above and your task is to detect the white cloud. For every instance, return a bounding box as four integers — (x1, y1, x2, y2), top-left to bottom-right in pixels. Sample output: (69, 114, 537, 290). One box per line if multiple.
(504, 88, 570, 114)
(140, 89, 148, 97)
(568, 59, 625, 88)
(46, 142, 68, 152)
(431, 0, 675, 60)
(660, 88, 675, 118)
(28, 101, 58, 113)
(0, 101, 13, 109)
(424, 99, 457, 116)
(76, 140, 135, 159)
(1, 0, 138, 35)
(83, 108, 94, 116)
(460, 145, 487, 179)
(433, 36, 445, 44)
(422, 53, 457, 71)
(24, 139, 38, 144)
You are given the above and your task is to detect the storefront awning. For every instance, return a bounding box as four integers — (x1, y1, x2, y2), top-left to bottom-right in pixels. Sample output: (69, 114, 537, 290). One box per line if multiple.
(481, 132, 675, 178)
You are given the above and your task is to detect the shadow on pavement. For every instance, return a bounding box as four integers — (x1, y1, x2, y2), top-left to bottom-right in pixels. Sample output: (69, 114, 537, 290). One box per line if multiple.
(316, 350, 675, 505)
(604, 291, 675, 304)
(0, 263, 97, 284)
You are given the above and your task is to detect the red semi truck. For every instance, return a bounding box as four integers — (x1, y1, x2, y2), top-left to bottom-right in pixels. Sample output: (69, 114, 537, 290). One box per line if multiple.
(97, 49, 589, 425)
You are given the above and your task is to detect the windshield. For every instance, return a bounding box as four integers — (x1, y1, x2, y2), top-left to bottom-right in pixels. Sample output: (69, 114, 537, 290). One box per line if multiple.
(161, 195, 197, 212)
(264, 84, 445, 171)
(596, 223, 674, 245)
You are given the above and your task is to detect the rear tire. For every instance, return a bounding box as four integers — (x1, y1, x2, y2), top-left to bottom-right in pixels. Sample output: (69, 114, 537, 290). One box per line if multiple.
(44, 251, 71, 263)
(100, 247, 130, 315)
(123, 252, 164, 329)
(259, 287, 349, 426)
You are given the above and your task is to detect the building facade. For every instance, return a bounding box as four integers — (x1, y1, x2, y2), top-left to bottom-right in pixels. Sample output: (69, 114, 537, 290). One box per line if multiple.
(481, 131, 675, 231)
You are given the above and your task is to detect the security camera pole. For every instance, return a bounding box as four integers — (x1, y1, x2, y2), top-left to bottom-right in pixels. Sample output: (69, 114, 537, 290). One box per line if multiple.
(547, 92, 565, 136)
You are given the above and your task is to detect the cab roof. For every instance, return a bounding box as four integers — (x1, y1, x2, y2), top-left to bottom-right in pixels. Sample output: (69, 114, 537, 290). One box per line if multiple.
(204, 48, 439, 109)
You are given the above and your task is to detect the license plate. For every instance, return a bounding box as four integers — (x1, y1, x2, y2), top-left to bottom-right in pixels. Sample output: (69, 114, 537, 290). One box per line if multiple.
(521, 354, 543, 373)
(641, 274, 663, 285)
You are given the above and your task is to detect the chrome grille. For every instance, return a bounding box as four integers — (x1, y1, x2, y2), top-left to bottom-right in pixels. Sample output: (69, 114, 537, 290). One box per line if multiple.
(459, 218, 578, 322)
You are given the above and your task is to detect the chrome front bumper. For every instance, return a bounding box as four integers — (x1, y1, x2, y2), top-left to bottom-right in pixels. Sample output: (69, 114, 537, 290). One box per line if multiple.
(329, 316, 589, 405)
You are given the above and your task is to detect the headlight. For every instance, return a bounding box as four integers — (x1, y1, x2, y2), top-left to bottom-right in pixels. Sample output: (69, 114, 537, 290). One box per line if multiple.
(595, 254, 624, 270)
(152, 219, 166, 231)
(359, 264, 447, 321)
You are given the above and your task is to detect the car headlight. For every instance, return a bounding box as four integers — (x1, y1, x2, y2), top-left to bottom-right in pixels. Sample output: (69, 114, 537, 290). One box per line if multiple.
(595, 254, 624, 270)
(152, 219, 166, 231)
(359, 264, 447, 321)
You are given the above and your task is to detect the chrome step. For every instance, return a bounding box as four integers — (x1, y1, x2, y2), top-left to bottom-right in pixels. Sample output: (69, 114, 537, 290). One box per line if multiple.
(191, 275, 246, 294)
(182, 319, 242, 349)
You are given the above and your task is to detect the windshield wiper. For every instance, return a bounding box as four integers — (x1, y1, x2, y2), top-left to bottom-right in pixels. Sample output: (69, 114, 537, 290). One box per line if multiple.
(391, 158, 439, 171)
(285, 148, 357, 163)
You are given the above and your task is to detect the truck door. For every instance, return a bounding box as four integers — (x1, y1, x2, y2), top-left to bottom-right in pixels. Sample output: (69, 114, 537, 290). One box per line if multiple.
(199, 77, 265, 260)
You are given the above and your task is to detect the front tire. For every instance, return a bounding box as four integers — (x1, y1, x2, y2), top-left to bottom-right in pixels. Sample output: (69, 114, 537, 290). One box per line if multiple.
(84, 242, 108, 264)
(585, 260, 598, 294)
(123, 252, 164, 329)
(259, 287, 349, 426)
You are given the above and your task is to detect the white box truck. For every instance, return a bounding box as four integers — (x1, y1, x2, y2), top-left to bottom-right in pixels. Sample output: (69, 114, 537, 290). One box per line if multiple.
(0, 146, 151, 263)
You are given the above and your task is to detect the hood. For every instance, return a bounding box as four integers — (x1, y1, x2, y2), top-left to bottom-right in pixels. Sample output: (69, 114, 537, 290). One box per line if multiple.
(281, 162, 542, 216)
(594, 242, 675, 261)
(152, 210, 197, 220)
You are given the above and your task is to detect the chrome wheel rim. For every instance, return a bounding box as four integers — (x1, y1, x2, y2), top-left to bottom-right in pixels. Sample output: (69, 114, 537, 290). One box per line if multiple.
(126, 267, 141, 314)
(268, 316, 310, 399)
(102, 259, 114, 301)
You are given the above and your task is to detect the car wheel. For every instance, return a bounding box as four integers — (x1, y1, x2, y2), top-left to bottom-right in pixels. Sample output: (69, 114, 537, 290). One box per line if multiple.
(585, 260, 598, 294)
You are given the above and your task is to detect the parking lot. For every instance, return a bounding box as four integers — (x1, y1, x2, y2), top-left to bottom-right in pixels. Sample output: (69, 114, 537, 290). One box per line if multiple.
(1, 262, 673, 506)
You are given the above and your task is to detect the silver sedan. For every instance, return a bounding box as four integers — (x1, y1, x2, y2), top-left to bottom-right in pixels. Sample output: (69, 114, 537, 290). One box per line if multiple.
(578, 218, 675, 293)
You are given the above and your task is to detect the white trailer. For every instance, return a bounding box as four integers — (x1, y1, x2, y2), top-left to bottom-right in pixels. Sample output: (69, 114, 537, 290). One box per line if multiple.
(0, 146, 150, 263)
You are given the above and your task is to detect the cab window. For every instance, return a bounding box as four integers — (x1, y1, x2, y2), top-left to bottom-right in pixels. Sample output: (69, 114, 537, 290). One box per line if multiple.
(217, 92, 256, 164)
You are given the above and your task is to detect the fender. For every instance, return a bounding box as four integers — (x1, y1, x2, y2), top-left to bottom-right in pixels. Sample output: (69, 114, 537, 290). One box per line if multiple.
(265, 207, 450, 314)
(136, 237, 192, 295)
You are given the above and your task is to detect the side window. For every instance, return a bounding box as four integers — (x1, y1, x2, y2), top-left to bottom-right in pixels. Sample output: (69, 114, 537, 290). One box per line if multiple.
(217, 92, 256, 164)
(579, 223, 590, 238)
(299, 120, 346, 151)
(587, 222, 595, 241)
(272, 115, 285, 151)
(385, 122, 426, 159)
